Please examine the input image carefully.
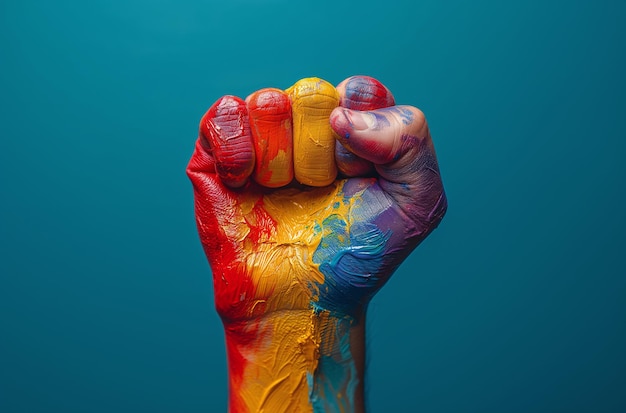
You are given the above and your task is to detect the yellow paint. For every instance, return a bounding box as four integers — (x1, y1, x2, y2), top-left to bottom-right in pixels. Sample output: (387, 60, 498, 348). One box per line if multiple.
(264, 149, 290, 185)
(243, 184, 346, 314)
(286, 78, 340, 187)
(236, 310, 322, 413)
(225, 181, 363, 412)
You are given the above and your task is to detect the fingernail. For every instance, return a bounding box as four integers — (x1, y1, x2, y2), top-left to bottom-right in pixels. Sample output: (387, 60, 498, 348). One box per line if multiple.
(343, 109, 372, 131)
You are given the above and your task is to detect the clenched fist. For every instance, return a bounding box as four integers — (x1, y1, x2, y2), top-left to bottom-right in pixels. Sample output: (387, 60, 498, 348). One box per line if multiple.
(187, 76, 447, 413)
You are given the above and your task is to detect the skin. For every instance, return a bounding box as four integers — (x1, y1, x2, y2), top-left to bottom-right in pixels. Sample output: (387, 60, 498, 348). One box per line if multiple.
(187, 76, 447, 413)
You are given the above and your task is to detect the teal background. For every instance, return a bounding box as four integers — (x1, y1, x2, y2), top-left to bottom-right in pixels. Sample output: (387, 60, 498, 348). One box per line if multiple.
(1, 0, 624, 411)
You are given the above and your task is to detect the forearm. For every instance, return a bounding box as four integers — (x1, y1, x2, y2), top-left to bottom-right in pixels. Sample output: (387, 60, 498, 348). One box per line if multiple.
(224, 309, 367, 413)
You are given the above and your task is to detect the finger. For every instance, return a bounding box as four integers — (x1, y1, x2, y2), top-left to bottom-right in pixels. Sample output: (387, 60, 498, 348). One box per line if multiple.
(186, 122, 244, 264)
(330, 105, 447, 231)
(336, 75, 395, 110)
(334, 76, 395, 177)
(286, 77, 340, 187)
(330, 105, 427, 165)
(201, 95, 255, 188)
(246, 88, 293, 188)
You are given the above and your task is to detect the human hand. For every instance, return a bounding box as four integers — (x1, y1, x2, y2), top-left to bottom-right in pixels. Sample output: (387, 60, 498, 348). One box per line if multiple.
(187, 76, 446, 413)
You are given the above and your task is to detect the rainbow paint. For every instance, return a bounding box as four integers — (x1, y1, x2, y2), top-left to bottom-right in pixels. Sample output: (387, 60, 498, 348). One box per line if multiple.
(187, 76, 447, 412)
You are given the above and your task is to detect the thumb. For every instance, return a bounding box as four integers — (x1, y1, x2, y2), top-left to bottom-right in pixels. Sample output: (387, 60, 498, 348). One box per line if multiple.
(330, 105, 447, 233)
(330, 105, 429, 166)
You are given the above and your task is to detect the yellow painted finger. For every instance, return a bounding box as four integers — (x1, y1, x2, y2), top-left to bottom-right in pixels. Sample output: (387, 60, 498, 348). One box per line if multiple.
(286, 77, 340, 187)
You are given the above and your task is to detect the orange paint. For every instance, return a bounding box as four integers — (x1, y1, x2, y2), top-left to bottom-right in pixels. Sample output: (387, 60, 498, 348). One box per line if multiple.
(247, 88, 293, 188)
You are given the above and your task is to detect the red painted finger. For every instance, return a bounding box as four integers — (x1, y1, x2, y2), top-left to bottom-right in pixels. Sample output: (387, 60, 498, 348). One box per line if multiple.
(247, 88, 293, 188)
(200, 96, 255, 188)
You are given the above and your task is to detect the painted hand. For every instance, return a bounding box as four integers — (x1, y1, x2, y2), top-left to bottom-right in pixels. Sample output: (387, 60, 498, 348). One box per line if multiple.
(187, 76, 447, 413)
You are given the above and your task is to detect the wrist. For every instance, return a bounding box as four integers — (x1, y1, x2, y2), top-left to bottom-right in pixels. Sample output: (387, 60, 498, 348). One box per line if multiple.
(223, 308, 367, 413)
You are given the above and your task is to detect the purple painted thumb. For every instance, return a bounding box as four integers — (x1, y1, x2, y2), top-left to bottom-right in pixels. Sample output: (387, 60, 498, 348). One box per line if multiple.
(330, 106, 424, 165)
(330, 105, 447, 232)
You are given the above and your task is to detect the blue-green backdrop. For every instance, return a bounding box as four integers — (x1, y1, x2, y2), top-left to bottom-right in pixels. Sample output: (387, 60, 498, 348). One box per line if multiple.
(1, 0, 625, 411)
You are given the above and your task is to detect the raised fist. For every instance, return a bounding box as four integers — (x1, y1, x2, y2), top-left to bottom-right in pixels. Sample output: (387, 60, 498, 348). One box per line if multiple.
(187, 76, 446, 413)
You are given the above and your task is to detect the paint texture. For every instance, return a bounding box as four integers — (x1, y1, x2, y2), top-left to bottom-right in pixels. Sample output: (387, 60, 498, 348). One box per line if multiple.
(187, 76, 447, 412)
(247, 88, 293, 188)
(201, 96, 255, 188)
(334, 76, 395, 177)
(287, 77, 340, 187)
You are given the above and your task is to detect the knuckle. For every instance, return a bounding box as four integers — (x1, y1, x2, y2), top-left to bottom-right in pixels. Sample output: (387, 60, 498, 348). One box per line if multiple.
(340, 75, 395, 110)
(288, 77, 339, 186)
(205, 95, 254, 187)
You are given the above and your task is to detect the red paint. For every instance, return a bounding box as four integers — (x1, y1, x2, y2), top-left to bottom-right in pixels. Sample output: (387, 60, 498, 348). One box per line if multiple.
(201, 96, 255, 188)
(245, 197, 278, 246)
(247, 88, 293, 187)
(341, 75, 395, 110)
(187, 132, 276, 412)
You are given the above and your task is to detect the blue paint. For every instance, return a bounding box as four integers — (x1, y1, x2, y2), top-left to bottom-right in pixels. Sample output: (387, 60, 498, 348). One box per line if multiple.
(344, 79, 360, 102)
(310, 317, 358, 413)
(313, 221, 322, 235)
(306, 371, 315, 401)
(399, 107, 414, 125)
(344, 76, 376, 108)
(312, 214, 390, 316)
(371, 112, 391, 130)
(381, 106, 414, 125)
(336, 148, 357, 163)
